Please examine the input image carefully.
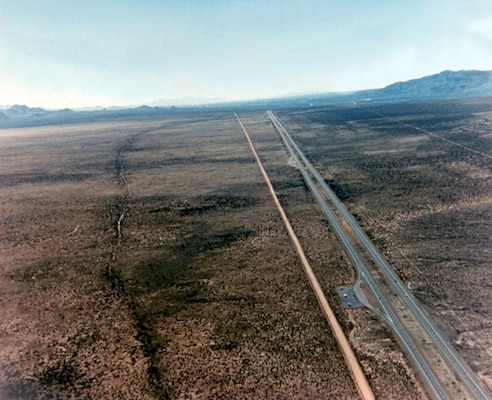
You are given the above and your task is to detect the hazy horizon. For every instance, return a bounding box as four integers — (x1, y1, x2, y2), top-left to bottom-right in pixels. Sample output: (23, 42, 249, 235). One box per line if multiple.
(1, 0, 492, 109)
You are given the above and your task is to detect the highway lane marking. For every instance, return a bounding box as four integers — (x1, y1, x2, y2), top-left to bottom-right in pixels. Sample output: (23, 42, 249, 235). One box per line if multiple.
(235, 113, 375, 400)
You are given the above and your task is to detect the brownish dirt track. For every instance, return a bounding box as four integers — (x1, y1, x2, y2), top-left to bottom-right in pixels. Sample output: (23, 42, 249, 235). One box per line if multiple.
(236, 113, 374, 400)
(4, 98, 487, 398)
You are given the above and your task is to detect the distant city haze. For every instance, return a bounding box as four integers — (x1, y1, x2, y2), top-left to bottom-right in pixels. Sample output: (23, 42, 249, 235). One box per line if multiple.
(1, 0, 492, 109)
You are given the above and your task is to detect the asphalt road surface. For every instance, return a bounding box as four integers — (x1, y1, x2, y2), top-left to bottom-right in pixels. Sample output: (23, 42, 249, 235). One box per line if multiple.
(267, 110, 491, 400)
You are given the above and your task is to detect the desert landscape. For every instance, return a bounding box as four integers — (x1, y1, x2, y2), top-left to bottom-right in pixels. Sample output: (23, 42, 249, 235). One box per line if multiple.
(1, 98, 491, 399)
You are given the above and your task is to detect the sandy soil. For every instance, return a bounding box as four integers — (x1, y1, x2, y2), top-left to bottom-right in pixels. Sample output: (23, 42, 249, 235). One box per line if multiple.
(2, 99, 487, 399)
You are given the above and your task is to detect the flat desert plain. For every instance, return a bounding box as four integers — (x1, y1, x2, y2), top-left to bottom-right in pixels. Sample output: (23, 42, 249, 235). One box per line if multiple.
(1, 99, 491, 399)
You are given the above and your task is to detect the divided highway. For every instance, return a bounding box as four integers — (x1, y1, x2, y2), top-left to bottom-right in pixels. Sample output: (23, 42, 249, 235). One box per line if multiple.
(267, 110, 491, 400)
(236, 114, 375, 400)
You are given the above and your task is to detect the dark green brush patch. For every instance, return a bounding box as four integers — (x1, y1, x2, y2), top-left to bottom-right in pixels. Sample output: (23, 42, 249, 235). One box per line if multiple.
(37, 359, 83, 389)
(103, 263, 172, 399)
(102, 225, 255, 395)
(146, 194, 257, 216)
(0, 172, 93, 187)
(326, 179, 352, 202)
(178, 229, 252, 253)
(129, 227, 252, 295)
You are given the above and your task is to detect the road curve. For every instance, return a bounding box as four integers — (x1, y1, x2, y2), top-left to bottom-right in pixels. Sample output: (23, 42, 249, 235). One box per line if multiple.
(267, 111, 447, 399)
(267, 110, 491, 400)
(235, 113, 375, 400)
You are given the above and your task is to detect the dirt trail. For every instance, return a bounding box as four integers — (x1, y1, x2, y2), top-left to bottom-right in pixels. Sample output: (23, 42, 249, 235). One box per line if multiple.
(372, 110, 492, 160)
(236, 113, 375, 400)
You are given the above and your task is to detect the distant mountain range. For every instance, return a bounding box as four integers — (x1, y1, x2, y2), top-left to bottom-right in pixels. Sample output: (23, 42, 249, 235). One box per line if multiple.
(243, 69, 492, 108)
(1, 70, 491, 125)
(0, 104, 72, 119)
(350, 69, 492, 102)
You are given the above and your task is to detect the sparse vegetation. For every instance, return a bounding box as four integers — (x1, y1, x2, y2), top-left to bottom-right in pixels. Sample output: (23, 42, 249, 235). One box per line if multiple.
(1, 99, 490, 398)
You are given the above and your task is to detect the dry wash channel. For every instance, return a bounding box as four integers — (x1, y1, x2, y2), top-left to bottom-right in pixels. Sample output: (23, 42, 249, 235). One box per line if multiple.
(98, 112, 368, 398)
(0, 110, 431, 399)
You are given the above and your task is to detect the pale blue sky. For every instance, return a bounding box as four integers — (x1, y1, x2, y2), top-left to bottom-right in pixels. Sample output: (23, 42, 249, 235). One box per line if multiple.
(1, 0, 492, 108)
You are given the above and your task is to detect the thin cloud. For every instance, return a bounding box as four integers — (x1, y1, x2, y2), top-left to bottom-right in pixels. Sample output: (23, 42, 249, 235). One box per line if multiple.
(1, 0, 491, 108)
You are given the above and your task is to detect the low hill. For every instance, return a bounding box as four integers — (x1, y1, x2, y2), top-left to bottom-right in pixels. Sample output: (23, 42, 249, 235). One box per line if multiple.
(2, 104, 48, 118)
(236, 70, 492, 109)
(354, 70, 492, 102)
(1, 70, 491, 126)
